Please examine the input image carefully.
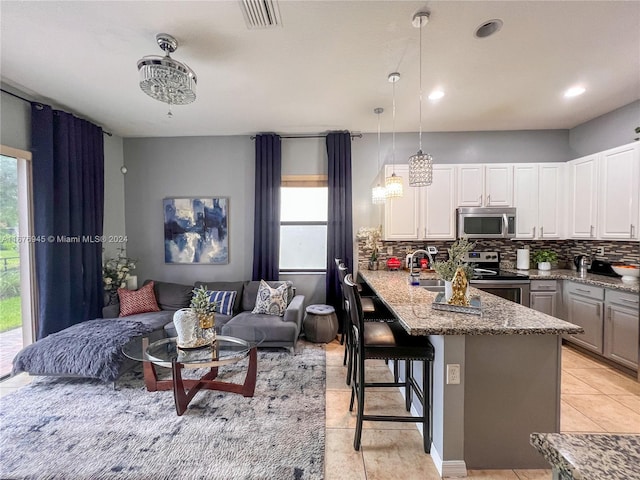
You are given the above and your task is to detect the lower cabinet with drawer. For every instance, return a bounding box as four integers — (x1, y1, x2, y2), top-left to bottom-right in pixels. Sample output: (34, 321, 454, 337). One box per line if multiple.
(530, 280, 558, 317)
(604, 289, 639, 370)
(565, 282, 604, 354)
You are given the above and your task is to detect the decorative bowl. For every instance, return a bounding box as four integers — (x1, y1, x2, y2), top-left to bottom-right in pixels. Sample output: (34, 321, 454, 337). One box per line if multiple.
(611, 265, 640, 282)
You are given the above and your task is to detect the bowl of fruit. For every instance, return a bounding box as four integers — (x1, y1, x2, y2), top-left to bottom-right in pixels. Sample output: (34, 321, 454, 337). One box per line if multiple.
(611, 264, 639, 283)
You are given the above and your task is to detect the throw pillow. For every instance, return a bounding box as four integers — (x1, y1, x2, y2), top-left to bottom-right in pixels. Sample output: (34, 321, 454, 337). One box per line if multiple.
(251, 280, 288, 316)
(118, 281, 161, 317)
(207, 290, 237, 316)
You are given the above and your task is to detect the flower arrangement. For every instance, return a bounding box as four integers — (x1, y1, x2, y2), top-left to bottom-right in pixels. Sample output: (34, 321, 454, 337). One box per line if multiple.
(357, 225, 382, 262)
(102, 248, 136, 292)
(432, 238, 476, 282)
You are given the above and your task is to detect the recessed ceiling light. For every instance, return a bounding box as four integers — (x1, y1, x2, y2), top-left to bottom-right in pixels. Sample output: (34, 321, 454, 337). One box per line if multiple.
(564, 86, 586, 98)
(475, 19, 503, 38)
(428, 90, 445, 100)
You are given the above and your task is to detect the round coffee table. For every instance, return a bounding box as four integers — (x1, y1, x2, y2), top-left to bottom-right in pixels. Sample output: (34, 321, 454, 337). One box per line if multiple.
(123, 329, 264, 415)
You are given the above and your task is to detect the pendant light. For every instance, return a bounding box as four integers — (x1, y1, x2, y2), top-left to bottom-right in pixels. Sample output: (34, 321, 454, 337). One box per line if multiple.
(408, 12, 433, 187)
(371, 107, 387, 204)
(385, 72, 403, 198)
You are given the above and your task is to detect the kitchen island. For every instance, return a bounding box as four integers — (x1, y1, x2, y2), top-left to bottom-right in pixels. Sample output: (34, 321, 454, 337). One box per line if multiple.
(358, 270, 583, 477)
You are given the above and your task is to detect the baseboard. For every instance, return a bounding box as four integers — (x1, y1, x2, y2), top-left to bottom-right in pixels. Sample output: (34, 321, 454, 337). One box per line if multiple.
(393, 363, 468, 478)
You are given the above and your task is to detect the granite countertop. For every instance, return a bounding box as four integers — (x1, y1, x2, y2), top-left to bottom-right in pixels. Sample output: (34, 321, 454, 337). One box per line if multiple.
(358, 270, 583, 336)
(530, 433, 640, 480)
(505, 268, 639, 293)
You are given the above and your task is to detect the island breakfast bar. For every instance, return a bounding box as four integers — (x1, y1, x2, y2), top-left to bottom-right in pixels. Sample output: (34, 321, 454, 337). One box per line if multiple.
(358, 270, 583, 478)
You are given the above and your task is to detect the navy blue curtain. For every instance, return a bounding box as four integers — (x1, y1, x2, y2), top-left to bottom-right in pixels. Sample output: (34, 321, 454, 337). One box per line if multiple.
(31, 104, 105, 339)
(326, 131, 353, 331)
(252, 133, 281, 281)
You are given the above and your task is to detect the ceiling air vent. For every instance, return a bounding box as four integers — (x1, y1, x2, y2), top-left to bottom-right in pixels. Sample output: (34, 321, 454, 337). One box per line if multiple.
(240, 0, 283, 29)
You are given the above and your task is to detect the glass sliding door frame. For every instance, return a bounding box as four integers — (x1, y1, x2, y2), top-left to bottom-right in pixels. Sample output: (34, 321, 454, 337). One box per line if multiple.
(0, 145, 36, 348)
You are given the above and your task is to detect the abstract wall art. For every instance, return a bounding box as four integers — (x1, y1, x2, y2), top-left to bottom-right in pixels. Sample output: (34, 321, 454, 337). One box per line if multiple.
(163, 197, 229, 264)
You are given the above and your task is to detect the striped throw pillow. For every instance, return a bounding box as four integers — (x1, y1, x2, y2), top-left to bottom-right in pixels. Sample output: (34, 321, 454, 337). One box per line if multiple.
(207, 290, 238, 316)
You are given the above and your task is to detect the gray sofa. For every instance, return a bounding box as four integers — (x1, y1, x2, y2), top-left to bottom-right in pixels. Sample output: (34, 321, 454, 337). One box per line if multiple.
(103, 279, 305, 352)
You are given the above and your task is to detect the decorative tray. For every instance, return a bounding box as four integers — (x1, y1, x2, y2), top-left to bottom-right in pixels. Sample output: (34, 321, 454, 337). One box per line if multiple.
(432, 293, 482, 316)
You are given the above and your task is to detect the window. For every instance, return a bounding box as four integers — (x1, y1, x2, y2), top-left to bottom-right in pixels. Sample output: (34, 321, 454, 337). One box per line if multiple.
(279, 178, 328, 272)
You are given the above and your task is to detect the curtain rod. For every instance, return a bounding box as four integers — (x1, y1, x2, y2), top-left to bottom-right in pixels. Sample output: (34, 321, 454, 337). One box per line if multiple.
(1, 88, 113, 137)
(250, 133, 362, 140)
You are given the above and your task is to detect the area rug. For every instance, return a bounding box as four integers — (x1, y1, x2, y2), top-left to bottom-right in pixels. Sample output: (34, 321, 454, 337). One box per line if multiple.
(0, 342, 325, 480)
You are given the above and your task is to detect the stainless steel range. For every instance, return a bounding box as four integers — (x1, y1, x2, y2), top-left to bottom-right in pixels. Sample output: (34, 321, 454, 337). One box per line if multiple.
(463, 251, 531, 307)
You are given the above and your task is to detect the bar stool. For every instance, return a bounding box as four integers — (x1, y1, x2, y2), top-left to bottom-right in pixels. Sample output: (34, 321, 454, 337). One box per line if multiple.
(343, 273, 434, 453)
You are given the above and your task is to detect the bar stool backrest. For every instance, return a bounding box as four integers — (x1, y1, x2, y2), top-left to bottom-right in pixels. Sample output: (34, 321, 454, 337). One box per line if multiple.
(343, 273, 364, 348)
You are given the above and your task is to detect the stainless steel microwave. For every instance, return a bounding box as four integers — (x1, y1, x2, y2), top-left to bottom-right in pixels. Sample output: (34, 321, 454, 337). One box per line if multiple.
(457, 207, 516, 239)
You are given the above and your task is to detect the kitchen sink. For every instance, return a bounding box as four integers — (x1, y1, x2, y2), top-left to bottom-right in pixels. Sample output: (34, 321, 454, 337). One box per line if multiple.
(418, 278, 446, 292)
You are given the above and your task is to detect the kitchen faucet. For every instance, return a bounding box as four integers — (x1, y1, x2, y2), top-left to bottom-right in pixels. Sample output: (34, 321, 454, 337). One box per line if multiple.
(408, 249, 434, 276)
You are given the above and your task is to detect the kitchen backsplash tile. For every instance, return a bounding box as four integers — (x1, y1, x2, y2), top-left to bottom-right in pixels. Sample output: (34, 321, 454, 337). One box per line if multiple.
(357, 238, 639, 270)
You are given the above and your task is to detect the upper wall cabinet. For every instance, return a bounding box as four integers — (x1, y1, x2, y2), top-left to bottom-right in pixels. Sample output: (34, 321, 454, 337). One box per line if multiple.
(514, 163, 564, 239)
(567, 142, 639, 240)
(598, 143, 639, 240)
(457, 164, 513, 207)
(383, 164, 457, 241)
(567, 154, 599, 239)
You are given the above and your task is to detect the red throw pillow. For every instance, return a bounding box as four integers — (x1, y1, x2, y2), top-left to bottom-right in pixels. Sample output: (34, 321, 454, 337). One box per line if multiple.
(118, 281, 161, 317)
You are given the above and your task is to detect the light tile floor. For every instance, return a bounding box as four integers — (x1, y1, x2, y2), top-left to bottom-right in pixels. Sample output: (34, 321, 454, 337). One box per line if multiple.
(324, 339, 640, 479)
(2, 339, 639, 479)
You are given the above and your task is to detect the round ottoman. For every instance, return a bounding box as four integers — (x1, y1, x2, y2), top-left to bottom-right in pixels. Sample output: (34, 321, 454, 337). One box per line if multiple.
(304, 304, 339, 343)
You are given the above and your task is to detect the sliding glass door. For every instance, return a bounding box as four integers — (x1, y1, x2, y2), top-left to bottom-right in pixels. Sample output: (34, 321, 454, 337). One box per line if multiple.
(0, 148, 35, 378)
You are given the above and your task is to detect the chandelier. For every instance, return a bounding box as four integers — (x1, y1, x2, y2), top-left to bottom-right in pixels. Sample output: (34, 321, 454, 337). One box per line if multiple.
(372, 107, 386, 204)
(385, 72, 403, 198)
(408, 12, 433, 187)
(137, 33, 197, 117)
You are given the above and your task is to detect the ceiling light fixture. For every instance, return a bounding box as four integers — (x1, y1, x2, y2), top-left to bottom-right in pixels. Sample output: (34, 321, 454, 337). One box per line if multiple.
(429, 90, 445, 100)
(408, 11, 433, 188)
(564, 86, 586, 98)
(372, 107, 387, 205)
(385, 72, 404, 198)
(137, 33, 197, 118)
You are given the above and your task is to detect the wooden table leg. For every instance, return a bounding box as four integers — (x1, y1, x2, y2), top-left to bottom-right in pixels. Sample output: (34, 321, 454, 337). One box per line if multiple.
(170, 346, 259, 415)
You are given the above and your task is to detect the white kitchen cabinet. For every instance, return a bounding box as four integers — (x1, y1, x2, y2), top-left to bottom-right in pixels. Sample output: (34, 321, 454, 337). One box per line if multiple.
(383, 165, 421, 240)
(598, 143, 640, 240)
(383, 164, 457, 240)
(604, 289, 639, 371)
(565, 282, 604, 354)
(567, 154, 599, 239)
(422, 165, 457, 239)
(514, 164, 563, 239)
(457, 164, 513, 207)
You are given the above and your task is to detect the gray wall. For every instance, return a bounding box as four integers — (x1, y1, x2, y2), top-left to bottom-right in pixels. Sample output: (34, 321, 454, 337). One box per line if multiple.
(1, 86, 30, 151)
(569, 100, 640, 157)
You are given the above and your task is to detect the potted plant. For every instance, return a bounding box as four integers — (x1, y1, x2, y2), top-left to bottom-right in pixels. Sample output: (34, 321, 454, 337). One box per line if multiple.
(189, 286, 218, 345)
(532, 249, 558, 271)
(432, 238, 476, 300)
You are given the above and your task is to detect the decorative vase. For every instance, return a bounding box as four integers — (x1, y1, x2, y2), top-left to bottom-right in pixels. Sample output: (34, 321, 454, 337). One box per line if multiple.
(538, 262, 551, 271)
(173, 308, 199, 349)
(368, 260, 379, 270)
(444, 280, 470, 303)
(197, 313, 216, 345)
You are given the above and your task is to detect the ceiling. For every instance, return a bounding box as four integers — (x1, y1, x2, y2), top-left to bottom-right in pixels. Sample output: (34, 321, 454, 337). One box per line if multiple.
(1, 1, 639, 138)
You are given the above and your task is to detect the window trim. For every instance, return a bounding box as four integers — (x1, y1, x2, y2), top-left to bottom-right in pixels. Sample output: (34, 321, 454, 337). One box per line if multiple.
(279, 180, 328, 273)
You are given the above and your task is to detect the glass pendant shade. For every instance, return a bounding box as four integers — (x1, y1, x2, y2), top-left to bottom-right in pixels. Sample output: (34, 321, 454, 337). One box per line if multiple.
(372, 184, 387, 204)
(408, 150, 433, 186)
(137, 34, 197, 108)
(385, 173, 403, 198)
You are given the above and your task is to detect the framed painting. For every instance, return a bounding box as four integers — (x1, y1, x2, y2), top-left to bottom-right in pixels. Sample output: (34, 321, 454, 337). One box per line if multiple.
(163, 197, 229, 264)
